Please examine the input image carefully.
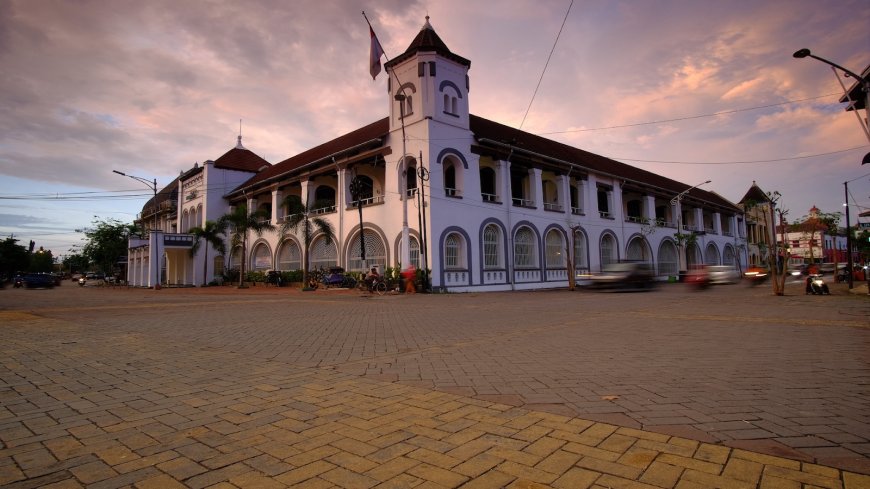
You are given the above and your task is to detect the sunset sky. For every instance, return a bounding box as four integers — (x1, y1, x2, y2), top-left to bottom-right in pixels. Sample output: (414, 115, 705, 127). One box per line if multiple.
(1, 0, 868, 257)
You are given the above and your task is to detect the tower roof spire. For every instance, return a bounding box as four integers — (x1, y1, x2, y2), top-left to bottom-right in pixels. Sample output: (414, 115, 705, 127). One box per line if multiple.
(384, 15, 470, 69)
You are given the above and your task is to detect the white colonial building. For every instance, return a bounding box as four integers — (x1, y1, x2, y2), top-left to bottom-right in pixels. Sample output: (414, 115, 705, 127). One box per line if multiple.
(126, 18, 747, 291)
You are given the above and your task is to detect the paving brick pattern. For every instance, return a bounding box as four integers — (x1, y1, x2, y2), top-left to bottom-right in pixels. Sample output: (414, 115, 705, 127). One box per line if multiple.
(0, 281, 868, 488)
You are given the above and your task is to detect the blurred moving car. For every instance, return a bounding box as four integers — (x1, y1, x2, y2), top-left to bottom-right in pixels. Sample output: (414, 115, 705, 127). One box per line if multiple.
(707, 265, 740, 285)
(22, 273, 56, 289)
(577, 262, 656, 291)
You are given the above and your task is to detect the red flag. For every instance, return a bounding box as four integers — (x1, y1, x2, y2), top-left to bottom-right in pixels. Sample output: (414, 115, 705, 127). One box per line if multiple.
(369, 26, 384, 80)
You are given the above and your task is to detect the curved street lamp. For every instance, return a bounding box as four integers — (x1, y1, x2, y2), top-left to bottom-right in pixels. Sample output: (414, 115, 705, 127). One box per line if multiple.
(670, 180, 711, 274)
(794, 49, 870, 288)
(793, 48, 870, 143)
(113, 170, 158, 232)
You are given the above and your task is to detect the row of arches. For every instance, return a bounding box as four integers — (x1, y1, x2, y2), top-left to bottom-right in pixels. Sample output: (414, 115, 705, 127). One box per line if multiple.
(180, 204, 203, 233)
(440, 221, 739, 280)
(227, 227, 422, 274)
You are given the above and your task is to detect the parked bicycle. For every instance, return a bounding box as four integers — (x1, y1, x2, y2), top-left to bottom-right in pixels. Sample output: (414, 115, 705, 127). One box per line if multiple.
(359, 276, 387, 295)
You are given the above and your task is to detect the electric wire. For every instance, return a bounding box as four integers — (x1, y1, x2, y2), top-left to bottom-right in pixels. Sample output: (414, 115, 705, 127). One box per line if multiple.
(539, 93, 845, 134)
(519, 0, 574, 130)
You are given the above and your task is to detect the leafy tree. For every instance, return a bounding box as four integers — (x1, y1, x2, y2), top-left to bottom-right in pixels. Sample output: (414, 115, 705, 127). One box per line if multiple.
(189, 220, 227, 286)
(28, 247, 54, 273)
(794, 210, 841, 264)
(280, 196, 335, 289)
(77, 218, 138, 274)
(856, 229, 870, 261)
(0, 237, 29, 279)
(63, 253, 89, 275)
(217, 205, 274, 287)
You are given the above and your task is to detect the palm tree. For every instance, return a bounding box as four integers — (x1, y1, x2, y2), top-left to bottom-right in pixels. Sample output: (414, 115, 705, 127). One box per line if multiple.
(217, 205, 275, 287)
(280, 196, 335, 289)
(189, 220, 227, 286)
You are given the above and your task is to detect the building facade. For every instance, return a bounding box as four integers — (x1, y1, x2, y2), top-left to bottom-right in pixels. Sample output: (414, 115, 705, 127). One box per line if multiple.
(127, 19, 747, 291)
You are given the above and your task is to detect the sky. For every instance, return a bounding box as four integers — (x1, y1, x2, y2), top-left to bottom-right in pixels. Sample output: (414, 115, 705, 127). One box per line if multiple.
(1, 0, 869, 258)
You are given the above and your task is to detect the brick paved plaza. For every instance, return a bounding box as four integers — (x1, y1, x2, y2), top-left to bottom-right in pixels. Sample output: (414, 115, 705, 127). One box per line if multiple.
(1, 281, 868, 488)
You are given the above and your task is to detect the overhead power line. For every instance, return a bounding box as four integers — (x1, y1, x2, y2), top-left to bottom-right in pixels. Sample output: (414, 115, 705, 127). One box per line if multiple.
(609, 145, 869, 165)
(519, 0, 574, 130)
(539, 93, 844, 134)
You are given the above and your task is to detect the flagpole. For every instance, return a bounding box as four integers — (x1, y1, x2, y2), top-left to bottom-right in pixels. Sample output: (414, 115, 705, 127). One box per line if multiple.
(363, 11, 412, 271)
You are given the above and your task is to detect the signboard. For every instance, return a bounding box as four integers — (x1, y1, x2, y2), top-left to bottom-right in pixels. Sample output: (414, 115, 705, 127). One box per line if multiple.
(859, 222, 870, 229)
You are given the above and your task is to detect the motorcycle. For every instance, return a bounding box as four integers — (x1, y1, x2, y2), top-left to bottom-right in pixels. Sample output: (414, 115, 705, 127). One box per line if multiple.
(743, 267, 769, 286)
(805, 274, 830, 295)
(13, 276, 23, 288)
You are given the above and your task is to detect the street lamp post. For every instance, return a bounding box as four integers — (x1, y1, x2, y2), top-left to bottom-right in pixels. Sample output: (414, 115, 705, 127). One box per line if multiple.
(793, 48, 870, 143)
(794, 49, 870, 288)
(670, 180, 711, 275)
(844, 180, 854, 289)
(113, 170, 158, 232)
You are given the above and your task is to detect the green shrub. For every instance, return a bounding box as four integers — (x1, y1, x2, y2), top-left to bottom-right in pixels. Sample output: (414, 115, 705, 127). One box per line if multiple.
(246, 271, 266, 283)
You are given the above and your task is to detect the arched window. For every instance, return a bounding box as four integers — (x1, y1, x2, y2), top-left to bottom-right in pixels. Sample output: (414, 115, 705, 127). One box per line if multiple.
(444, 165, 457, 197)
(723, 246, 735, 266)
(480, 167, 496, 202)
(230, 247, 242, 270)
(309, 236, 338, 269)
(545, 230, 564, 267)
(277, 241, 301, 270)
(600, 234, 617, 267)
(658, 241, 678, 276)
(314, 186, 336, 210)
(686, 243, 700, 267)
(483, 224, 502, 269)
(348, 230, 386, 271)
(705, 244, 720, 265)
(626, 237, 648, 262)
(406, 166, 417, 196)
(213, 255, 224, 279)
(251, 243, 272, 271)
(514, 227, 537, 268)
(573, 230, 588, 271)
(409, 236, 421, 269)
(444, 233, 464, 269)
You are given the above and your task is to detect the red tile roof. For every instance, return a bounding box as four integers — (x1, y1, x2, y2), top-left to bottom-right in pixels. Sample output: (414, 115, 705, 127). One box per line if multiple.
(213, 147, 271, 173)
(469, 115, 740, 211)
(229, 118, 389, 195)
(227, 114, 739, 212)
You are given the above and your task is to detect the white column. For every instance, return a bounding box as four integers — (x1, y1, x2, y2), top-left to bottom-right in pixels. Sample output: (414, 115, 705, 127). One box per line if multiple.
(531, 168, 542, 209)
(645, 195, 656, 221)
(271, 188, 283, 224)
(611, 181, 624, 222)
(558, 175, 570, 213)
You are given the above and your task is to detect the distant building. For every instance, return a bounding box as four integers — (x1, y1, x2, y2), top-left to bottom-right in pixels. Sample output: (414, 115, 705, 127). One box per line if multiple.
(126, 18, 746, 290)
(737, 181, 776, 267)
